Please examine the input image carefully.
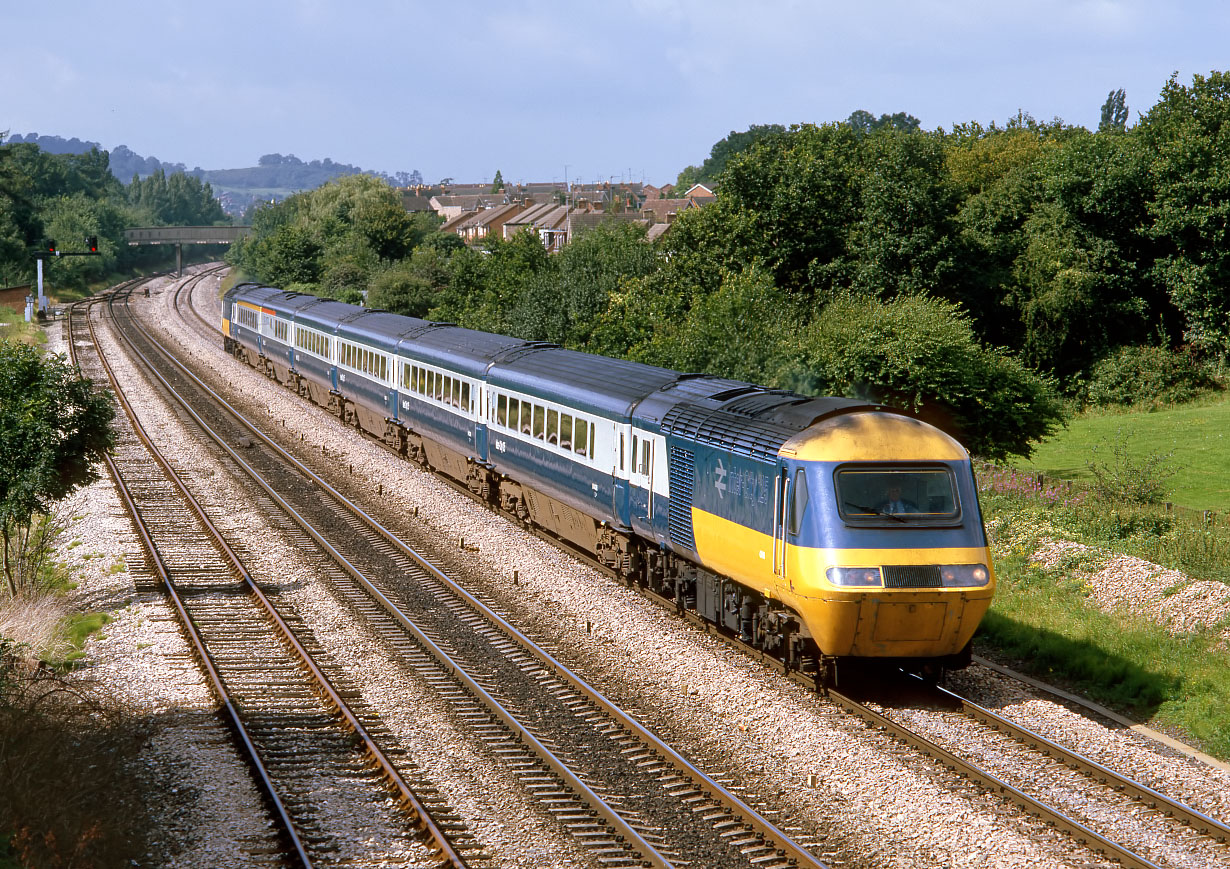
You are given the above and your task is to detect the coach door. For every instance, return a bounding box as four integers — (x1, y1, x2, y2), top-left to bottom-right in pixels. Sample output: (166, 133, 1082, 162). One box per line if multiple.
(772, 465, 789, 578)
(629, 431, 654, 522)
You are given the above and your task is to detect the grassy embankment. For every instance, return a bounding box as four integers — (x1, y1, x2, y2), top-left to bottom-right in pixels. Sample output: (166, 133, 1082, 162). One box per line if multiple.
(975, 394, 1230, 759)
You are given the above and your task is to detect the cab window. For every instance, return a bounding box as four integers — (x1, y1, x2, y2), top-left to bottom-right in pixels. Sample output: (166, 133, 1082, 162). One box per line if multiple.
(835, 467, 959, 523)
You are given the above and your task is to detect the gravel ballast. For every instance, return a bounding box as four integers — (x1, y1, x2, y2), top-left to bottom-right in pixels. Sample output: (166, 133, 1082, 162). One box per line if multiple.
(47, 268, 1230, 868)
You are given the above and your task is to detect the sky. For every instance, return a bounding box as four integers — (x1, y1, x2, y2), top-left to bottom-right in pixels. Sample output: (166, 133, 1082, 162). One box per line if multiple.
(4, 1, 1228, 187)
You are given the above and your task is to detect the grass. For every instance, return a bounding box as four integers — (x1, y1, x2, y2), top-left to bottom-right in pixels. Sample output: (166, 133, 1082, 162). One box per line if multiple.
(0, 306, 47, 347)
(976, 481, 1230, 759)
(1021, 392, 1230, 512)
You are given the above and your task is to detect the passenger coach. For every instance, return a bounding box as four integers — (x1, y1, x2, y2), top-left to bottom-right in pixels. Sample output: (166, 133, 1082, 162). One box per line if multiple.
(223, 282, 995, 682)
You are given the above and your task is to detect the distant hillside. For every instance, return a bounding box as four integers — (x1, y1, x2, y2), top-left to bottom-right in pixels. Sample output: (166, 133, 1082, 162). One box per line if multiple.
(4, 133, 422, 215)
(6, 133, 185, 179)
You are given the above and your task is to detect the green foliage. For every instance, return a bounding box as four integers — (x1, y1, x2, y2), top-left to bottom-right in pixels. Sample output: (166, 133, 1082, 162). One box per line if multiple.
(126, 168, 229, 226)
(0, 342, 115, 597)
(368, 261, 436, 317)
(1099, 88, 1130, 133)
(521, 220, 658, 347)
(0, 138, 143, 289)
(431, 230, 554, 335)
(846, 130, 962, 298)
(782, 294, 1067, 460)
(228, 174, 416, 295)
(1086, 429, 1178, 504)
(976, 489, 1230, 757)
(845, 109, 922, 137)
(1138, 71, 1230, 359)
(1085, 345, 1220, 408)
(57, 612, 111, 665)
(673, 123, 786, 190)
(623, 266, 796, 384)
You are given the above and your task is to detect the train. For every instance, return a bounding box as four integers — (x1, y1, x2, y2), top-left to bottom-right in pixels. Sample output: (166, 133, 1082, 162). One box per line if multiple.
(222, 282, 995, 684)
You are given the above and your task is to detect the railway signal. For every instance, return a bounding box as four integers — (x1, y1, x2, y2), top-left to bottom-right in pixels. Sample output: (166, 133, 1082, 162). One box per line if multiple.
(45, 238, 57, 255)
(86, 235, 98, 253)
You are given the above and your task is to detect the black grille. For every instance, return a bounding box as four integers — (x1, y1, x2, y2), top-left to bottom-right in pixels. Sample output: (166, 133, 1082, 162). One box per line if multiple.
(667, 447, 696, 551)
(883, 565, 943, 588)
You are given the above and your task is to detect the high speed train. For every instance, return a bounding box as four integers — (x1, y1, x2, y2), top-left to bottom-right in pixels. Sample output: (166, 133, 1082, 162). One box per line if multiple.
(223, 282, 995, 683)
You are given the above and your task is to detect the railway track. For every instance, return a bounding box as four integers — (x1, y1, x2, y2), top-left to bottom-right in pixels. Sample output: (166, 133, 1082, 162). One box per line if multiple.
(832, 675, 1230, 869)
(68, 286, 474, 869)
(105, 274, 838, 866)
(156, 267, 1230, 869)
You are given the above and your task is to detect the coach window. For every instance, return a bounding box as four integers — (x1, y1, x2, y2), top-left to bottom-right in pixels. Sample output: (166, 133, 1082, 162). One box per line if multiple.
(633, 436, 651, 476)
(461, 382, 471, 413)
(573, 420, 588, 457)
(547, 409, 559, 445)
(519, 400, 532, 434)
(560, 413, 573, 449)
(533, 405, 545, 440)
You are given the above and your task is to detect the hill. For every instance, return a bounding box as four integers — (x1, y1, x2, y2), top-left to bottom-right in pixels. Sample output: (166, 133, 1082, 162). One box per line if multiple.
(4, 133, 422, 214)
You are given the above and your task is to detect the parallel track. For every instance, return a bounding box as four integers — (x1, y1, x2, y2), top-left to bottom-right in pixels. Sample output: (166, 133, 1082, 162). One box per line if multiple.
(172, 268, 1229, 869)
(120, 274, 836, 867)
(69, 285, 473, 869)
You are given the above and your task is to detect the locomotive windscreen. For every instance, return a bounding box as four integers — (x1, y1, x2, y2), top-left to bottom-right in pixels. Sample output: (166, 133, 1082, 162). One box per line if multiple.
(835, 467, 959, 523)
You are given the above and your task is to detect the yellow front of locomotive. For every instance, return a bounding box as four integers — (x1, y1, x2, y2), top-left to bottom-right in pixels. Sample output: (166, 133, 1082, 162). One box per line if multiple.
(776, 412, 995, 661)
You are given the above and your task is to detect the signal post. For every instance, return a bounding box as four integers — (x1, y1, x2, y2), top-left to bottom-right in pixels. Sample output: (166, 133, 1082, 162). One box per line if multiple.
(29, 236, 98, 321)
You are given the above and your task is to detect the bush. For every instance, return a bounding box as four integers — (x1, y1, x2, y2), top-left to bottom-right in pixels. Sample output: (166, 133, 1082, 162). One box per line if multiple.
(782, 293, 1068, 460)
(1086, 428, 1178, 505)
(1085, 345, 1220, 408)
(368, 263, 435, 318)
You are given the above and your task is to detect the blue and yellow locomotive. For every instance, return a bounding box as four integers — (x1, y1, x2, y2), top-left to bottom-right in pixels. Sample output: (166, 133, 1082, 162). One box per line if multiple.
(223, 283, 994, 680)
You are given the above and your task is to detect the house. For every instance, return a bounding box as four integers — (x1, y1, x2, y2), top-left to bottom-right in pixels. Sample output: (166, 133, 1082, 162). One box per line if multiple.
(454, 202, 526, 244)
(682, 183, 716, 203)
(502, 202, 582, 252)
(640, 197, 697, 225)
(429, 194, 507, 221)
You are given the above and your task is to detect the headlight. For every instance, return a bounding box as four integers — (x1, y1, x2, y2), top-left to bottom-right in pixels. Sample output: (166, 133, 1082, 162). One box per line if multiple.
(939, 564, 990, 587)
(826, 566, 882, 587)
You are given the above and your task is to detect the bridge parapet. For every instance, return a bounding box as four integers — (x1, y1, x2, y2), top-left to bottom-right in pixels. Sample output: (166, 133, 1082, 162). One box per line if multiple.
(124, 226, 251, 245)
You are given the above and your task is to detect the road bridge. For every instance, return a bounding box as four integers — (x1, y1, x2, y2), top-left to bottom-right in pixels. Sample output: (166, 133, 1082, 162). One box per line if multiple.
(124, 225, 252, 274)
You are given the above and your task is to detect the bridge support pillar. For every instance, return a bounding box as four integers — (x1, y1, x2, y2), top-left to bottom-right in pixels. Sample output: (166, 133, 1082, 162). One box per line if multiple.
(176, 243, 183, 277)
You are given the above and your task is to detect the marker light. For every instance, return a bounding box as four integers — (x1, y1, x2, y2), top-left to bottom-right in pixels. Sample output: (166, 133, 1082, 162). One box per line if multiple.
(940, 564, 990, 587)
(826, 566, 883, 587)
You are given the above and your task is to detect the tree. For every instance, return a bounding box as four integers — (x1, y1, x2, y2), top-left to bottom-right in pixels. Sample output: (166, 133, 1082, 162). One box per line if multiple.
(673, 124, 786, 190)
(368, 263, 436, 317)
(1099, 88, 1129, 132)
(781, 294, 1067, 461)
(846, 110, 922, 137)
(510, 220, 657, 347)
(0, 342, 115, 596)
(1137, 70, 1230, 359)
(491, 170, 504, 193)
